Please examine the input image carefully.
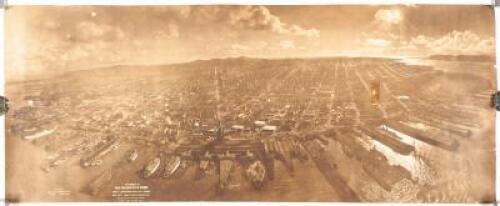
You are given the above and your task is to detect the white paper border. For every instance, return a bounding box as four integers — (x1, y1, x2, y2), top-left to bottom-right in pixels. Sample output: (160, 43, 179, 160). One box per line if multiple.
(1, 0, 496, 5)
(1, 4, 5, 206)
(495, 4, 499, 205)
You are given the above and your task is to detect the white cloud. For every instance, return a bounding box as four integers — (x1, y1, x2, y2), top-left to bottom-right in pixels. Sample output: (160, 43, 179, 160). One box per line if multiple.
(280, 40, 295, 49)
(228, 6, 319, 38)
(408, 30, 494, 55)
(287, 25, 320, 38)
(173, 6, 192, 19)
(374, 9, 403, 25)
(365, 38, 392, 47)
(362, 9, 493, 56)
(167, 22, 180, 38)
(361, 8, 410, 51)
(152, 22, 180, 39)
(255, 41, 269, 49)
(73, 21, 125, 42)
(231, 43, 251, 51)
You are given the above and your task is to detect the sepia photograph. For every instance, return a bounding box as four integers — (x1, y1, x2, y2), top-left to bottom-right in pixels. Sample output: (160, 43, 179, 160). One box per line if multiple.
(4, 5, 497, 203)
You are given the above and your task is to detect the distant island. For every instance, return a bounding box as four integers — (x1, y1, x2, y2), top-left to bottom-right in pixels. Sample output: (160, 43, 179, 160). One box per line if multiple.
(428, 54, 494, 62)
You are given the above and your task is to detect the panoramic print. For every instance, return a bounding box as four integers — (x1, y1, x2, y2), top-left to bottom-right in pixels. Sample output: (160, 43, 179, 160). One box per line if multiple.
(5, 5, 496, 203)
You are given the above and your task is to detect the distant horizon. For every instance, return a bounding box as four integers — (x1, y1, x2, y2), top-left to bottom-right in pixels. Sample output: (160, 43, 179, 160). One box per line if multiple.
(6, 54, 429, 83)
(68, 52, 497, 71)
(19, 52, 497, 70)
(6, 53, 495, 83)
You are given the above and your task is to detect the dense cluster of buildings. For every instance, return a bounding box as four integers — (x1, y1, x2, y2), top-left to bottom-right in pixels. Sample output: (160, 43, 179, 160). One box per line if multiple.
(6, 57, 493, 201)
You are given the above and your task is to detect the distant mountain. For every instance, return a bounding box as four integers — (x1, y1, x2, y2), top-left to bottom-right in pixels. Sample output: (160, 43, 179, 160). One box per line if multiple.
(5, 56, 405, 83)
(428, 54, 494, 62)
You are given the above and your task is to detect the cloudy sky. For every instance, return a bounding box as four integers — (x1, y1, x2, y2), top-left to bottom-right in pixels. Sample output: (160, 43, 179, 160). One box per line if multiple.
(5, 5, 495, 79)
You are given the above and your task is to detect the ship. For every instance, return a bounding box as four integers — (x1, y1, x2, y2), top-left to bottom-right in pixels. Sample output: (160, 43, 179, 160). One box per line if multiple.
(246, 160, 266, 189)
(24, 127, 57, 140)
(127, 149, 138, 162)
(142, 157, 161, 178)
(200, 160, 210, 171)
(80, 137, 119, 168)
(218, 160, 234, 192)
(163, 156, 181, 178)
